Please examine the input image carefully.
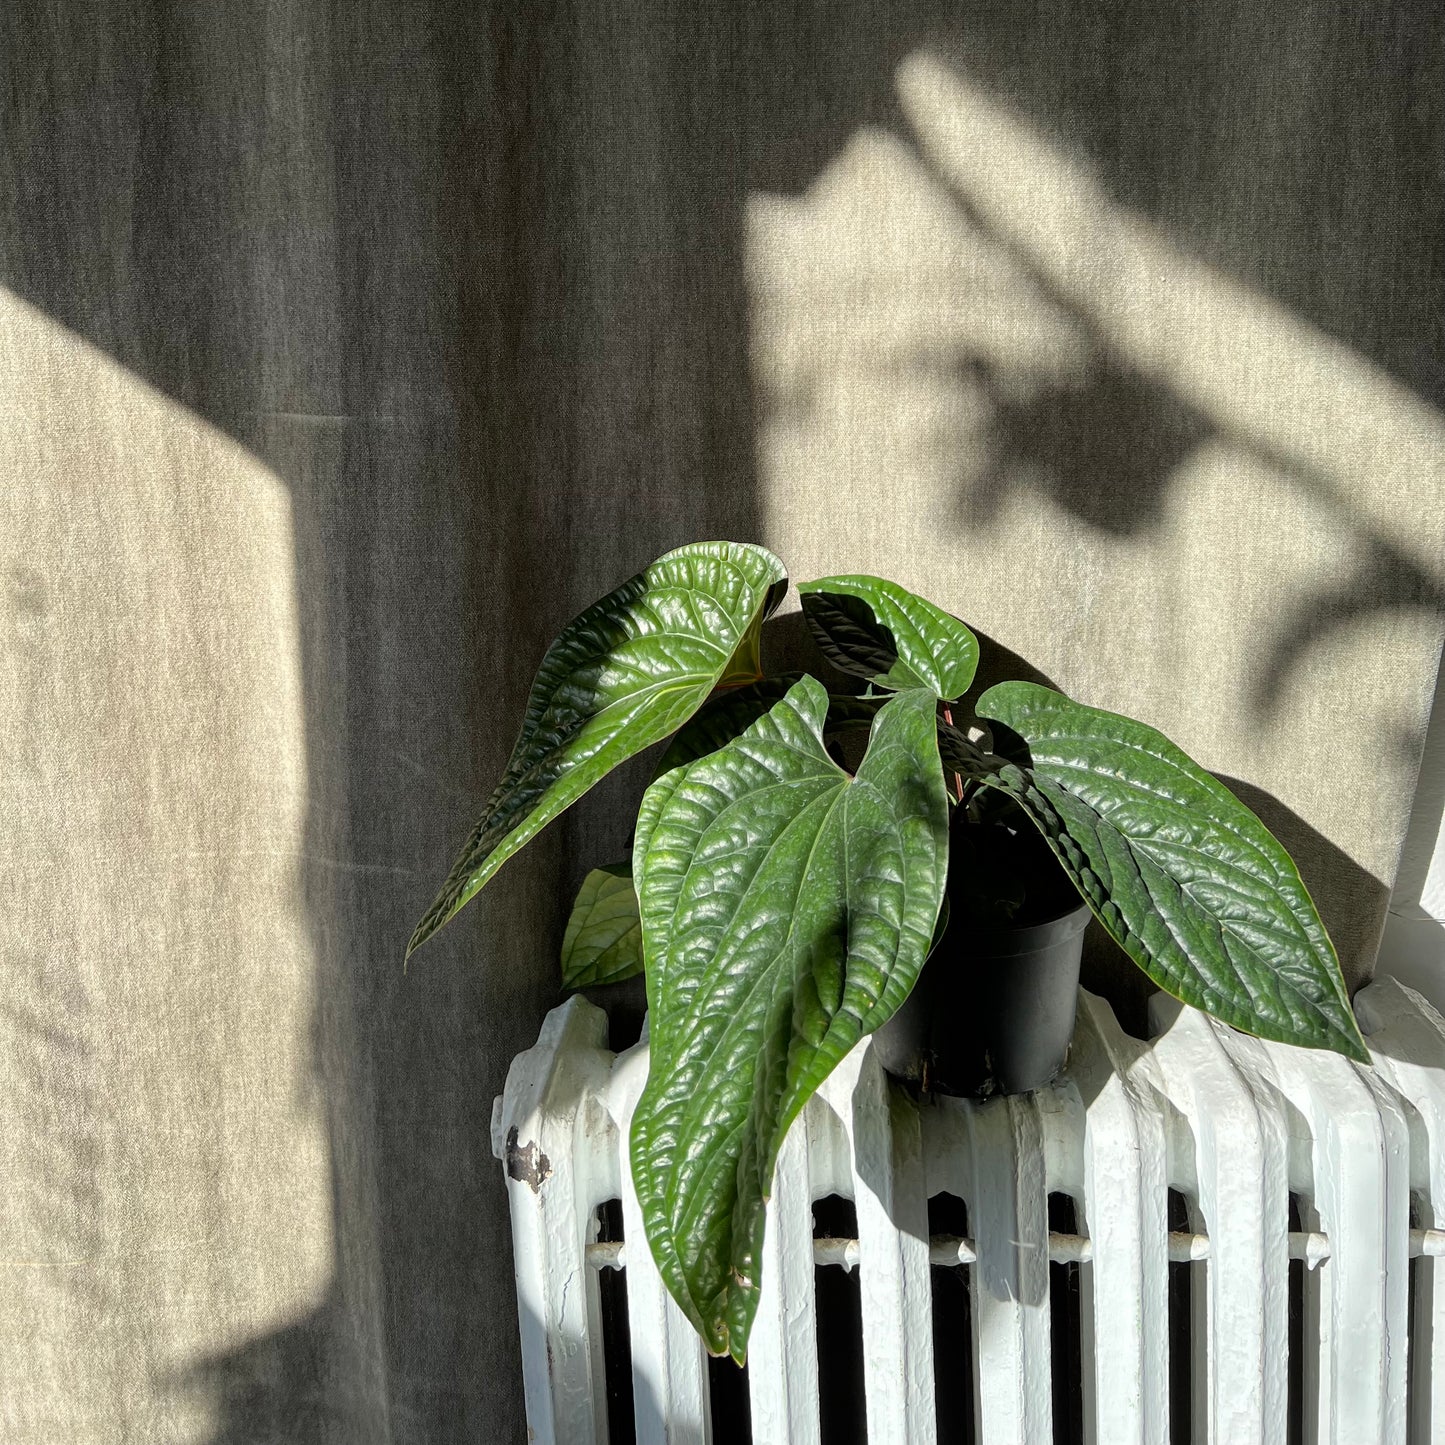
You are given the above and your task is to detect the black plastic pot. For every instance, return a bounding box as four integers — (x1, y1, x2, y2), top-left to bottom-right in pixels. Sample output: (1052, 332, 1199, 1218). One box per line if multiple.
(873, 894, 1092, 1098)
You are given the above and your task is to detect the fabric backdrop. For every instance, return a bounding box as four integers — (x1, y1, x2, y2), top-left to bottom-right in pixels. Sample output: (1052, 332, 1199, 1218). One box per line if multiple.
(3, 3, 1441, 1441)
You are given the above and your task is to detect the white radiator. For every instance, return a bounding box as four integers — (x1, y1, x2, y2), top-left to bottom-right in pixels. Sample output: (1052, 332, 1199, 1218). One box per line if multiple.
(491, 977, 1445, 1445)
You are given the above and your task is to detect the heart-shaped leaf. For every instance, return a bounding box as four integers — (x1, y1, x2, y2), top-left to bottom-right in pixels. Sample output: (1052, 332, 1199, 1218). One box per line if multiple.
(975, 681, 1367, 1061)
(560, 861, 643, 988)
(407, 542, 788, 958)
(630, 678, 949, 1360)
(799, 574, 979, 700)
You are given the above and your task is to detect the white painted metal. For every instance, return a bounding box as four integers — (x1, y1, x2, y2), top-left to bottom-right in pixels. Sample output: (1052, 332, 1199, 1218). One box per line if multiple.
(493, 980, 1445, 1445)
(610, 1044, 712, 1445)
(1250, 1008, 1412, 1444)
(747, 1111, 822, 1445)
(963, 1089, 1054, 1443)
(1069, 990, 1170, 1445)
(493, 996, 616, 1445)
(1355, 977, 1445, 1444)
(583, 1227, 1428, 1275)
(819, 1043, 937, 1445)
(1146, 995, 1292, 1445)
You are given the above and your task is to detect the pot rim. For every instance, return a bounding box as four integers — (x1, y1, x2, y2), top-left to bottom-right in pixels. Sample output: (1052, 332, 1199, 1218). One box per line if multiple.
(961, 895, 1093, 955)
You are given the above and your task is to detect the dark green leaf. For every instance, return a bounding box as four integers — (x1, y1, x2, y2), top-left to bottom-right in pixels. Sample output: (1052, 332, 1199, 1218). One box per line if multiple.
(928, 891, 951, 959)
(975, 681, 1367, 1061)
(407, 542, 788, 958)
(937, 716, 994, 778)
(630, 679, 949, 1360)
(660, 680, 926, 778)
(655, 676, 804, 777)
(798, 574, 979, 699)
(819, 690, 884, 736)
(560, 862, 643, 988)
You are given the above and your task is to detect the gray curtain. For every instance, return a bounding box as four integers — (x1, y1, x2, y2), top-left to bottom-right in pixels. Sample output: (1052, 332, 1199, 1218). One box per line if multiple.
(2, 3, 1440, 1441)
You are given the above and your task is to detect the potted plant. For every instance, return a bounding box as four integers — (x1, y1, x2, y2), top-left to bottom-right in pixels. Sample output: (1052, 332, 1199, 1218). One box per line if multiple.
(406, 539, 1366, 1364)
(868, 800, 1096, 1098)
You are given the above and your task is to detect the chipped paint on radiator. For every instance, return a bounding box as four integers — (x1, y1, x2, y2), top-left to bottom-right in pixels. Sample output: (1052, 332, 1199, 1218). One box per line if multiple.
(493, 978, 1445, 1445)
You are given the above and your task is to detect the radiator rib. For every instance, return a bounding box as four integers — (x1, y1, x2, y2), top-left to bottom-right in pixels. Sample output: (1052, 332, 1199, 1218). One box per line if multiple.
(495, 978, 1445, 1445)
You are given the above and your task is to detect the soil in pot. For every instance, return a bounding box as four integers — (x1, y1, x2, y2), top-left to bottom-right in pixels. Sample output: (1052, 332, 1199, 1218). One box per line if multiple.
(874, 810, 1091, 1098)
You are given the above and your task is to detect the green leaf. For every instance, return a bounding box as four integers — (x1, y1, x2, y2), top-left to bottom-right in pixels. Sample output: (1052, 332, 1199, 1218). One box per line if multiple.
(657, 677, 904, 779)
(560, 862, 643, 987)
(822, 698, 992, 786)
(975, 681, 1367, 1062)
(798, 574, 979, 700)
(655, 676, 804, 778)
(719, 575, 790, 687)
(407, 542, 788, 959)
(630, 678, 949, 1360)
(937, 716, 994, 778)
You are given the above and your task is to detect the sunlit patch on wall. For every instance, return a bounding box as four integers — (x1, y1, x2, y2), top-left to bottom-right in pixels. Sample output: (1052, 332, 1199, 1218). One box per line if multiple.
(0, 285, 331, 1441)
(745, 53, 1444, 986)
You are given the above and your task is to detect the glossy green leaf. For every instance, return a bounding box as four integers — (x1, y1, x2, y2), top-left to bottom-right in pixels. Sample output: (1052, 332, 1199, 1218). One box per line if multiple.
(720, 576, 790, 687)
(657, 677, 899, 780)
(560, 862, 642, 987)
(798, 574, 979, 700)
(936, 716, 995, 779)
(630, 678, 949, 1360)
(655, 676, 804, 777)
(976, 681, 1367, 1061)
(407, 542, 788, 958)
(821, 697, 992, 786)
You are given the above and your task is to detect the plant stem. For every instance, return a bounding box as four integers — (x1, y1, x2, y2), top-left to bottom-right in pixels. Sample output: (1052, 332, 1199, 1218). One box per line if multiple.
(941, 703, 965, 804)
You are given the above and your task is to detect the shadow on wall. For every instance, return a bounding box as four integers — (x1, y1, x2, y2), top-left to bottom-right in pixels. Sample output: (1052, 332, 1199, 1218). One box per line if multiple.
(2, 2, 1442, 1442)
(906, 53, 1444, 719)
(4, 2, 759, 1442)
(754, 51, 1445, 695)
(1378, 655, 1445, 1013)
(749, 47, 1444, 991)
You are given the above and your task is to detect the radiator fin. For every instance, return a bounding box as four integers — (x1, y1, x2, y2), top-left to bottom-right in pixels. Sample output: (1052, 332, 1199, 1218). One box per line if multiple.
(496, 979, 1445, 1444)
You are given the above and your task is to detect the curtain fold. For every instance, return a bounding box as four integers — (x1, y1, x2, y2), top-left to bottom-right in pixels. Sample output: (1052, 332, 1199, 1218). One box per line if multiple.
(2, 2, 1440, 1440)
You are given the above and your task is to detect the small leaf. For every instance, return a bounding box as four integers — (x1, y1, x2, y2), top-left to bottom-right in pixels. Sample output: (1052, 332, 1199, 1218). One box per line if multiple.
(561, 862, 643, 988)
(407, 542, 788, 958)
(975, 681, 1367, 1061)
(631, 679, 949, 1360)
(799, 574, 979, 700)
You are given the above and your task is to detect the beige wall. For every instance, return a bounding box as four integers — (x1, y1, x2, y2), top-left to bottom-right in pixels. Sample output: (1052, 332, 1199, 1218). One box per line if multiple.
(2, 3, 1440, 1441)
(752, 56, 1445, 994)
(1, 292, 333, 1442)
(2, 4, 757, 1440)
